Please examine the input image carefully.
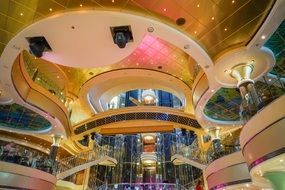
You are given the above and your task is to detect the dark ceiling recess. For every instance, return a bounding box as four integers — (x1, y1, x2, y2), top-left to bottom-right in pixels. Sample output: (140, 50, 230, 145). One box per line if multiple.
(26, 36, 52, 58)
(176, 18, 186, 26)
(110, 25, 133, 48)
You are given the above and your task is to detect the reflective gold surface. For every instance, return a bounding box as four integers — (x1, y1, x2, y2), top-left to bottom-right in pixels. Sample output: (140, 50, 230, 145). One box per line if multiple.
(0, 0, 275, 58)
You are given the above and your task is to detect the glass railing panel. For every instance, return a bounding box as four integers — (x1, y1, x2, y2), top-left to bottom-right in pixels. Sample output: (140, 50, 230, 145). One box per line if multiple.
(0, 143, 56, 175)
(22, 51, 66, 103)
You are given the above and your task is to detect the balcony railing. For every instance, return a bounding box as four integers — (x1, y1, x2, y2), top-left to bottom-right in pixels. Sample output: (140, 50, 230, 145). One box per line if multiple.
(95, 183, 189, 190)
(56, 143, 116, 179)
(172, 133, 241, 165)
(0, 149, 56, 175)
(22, 51, 66, 103)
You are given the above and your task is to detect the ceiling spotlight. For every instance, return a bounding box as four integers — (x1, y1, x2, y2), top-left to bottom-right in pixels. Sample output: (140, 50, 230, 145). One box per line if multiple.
(280, 159, 284, 162)
(111, 25, 133, 49)
(261, 35, 266, 40)
(211, 16, 215, 20)
(80, 4, 83, 7)
(20, 13, 24, 16)
(49, 8, 53, 12)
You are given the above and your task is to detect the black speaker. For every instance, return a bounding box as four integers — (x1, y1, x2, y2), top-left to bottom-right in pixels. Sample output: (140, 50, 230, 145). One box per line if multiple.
(26, 36, 52, 58)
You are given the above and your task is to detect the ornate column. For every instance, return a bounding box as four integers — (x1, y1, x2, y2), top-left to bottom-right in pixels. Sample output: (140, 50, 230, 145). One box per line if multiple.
(49, 135, 62, 160)
(230, 64, 261, 119)
(207, 127, 221, 149)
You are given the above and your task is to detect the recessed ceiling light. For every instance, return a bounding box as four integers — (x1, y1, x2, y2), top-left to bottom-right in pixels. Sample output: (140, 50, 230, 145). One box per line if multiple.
(224, 28, 228, 31)
(250, 59, 255, 63)
(232, 0, 235, 3)
(163, 8, 167, 12)
(147, 27, 154, 33)
(224, 69, 232, 74)
(20, 13, 24, 16)
(49, 8, 53, 12)
(80, 4, 83, 7)
(211, 17, 215, 20)
(268, 78, 272, 82)
(197, 4, 200, 7)
(112, 0, 115, 3)
(184, 44, 190, 49)
(56, 75, 60, 79)
(261, 35, 266, 39)
(246, 184, 249, 187)
(194, 31, 197, 34)
(211, 89, 215, 92)
(280, 159, 284, 162)
(144, 135, 154, 141)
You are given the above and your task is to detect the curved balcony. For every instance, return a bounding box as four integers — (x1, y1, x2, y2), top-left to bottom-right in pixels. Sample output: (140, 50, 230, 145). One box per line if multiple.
(11, 53, 71, 135)
(192, 72, 209, 108)
(0, 161, 56, 190)
(22, 51, 67, 103)
(204, 152, 255, 190)
(73, 106, 201, 135)
(205, 151, 254, 190)
(240, 95, 285, 189)
(0, 141, 57, 190)
(0, 141, 56, 175)
(240, 95, 285, 169)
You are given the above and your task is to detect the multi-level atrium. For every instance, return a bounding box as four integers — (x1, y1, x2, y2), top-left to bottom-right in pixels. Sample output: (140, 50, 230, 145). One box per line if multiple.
(0, 1, 284, 190)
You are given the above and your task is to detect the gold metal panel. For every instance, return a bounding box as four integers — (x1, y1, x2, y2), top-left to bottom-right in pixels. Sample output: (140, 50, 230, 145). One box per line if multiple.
(7, 0, 37, 24)
(0, 30, 13, 46)
(66, 0, 101, 9)
(0, 0, 9, 15)
(0, 0, 276, 57)
(36, 0, 65, 15)
(5, 17, 24, 33)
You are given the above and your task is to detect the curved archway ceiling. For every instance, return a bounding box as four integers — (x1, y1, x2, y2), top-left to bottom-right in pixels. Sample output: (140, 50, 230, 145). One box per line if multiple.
(0, 0, 275, 58)
(25, 34, 193, 95)
(0, 103, 51, 131)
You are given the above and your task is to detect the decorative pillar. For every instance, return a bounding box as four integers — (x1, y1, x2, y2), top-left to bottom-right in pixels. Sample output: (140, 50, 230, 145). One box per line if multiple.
(49, 135, 62, 160)
(230, 64, 261, 119)
(207, 127, 222, 154)
(263, 171, 285, 190)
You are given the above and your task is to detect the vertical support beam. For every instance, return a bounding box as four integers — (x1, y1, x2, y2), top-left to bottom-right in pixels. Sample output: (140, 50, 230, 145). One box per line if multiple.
(49, 135, 62, 160)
